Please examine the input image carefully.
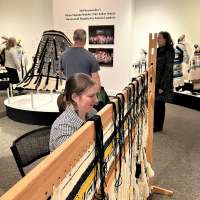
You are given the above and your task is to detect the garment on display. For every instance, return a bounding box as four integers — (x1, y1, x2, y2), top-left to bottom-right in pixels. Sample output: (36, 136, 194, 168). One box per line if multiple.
(188, 44, 200, 90)
(16, 40, 28, 81)
(132, 48, 147, 77)
(16, 30, 72, 91)
(173, 34, 190, 88)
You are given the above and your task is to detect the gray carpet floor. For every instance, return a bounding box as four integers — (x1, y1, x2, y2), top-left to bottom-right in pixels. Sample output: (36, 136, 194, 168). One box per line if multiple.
(0, 117, 41, 196)
(152, 103, 200, 200)
(0, 102, 199, 199)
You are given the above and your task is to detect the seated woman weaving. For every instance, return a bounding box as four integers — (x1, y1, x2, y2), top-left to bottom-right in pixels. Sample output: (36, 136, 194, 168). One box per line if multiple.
(49, 73, 98, 152)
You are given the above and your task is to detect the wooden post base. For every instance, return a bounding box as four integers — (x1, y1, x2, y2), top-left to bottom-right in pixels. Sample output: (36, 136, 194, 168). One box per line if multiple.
(151, 185, 173, 196)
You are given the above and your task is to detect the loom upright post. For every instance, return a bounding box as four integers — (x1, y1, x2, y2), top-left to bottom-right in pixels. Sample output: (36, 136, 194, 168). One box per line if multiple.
(147, 33, 173, 197)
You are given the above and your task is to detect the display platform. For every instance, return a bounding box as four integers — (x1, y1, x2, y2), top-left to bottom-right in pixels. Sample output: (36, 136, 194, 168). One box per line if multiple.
(172, 91, 200, 111)
(4, 93, 60, 125)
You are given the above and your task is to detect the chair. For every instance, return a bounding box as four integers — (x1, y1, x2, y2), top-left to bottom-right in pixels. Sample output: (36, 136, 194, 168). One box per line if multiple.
(10, 126, 51, 177)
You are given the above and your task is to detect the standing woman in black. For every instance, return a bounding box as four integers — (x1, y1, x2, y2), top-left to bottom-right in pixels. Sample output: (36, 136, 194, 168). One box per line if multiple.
(154, 31, 175, 132)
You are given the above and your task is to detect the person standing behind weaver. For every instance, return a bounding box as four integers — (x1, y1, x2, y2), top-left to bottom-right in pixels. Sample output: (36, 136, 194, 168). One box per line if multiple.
(59, 29, 101, 91)
(154, 31, 175, 132)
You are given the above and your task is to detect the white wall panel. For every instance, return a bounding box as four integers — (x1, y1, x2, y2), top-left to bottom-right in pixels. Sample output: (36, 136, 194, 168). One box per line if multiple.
(0, 0, 53, 69)
(53, 0, 135, 94)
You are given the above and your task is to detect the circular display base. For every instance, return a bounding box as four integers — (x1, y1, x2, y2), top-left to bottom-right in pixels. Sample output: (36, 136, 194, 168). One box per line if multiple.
(4, 93, 60, 125)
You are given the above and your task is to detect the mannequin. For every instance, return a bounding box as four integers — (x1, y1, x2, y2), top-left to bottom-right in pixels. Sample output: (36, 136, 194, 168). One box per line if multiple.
(133, 48, 147, 76)
(188, 44, 200, 91)
(173, 34, 190, 88)
(16, 40, 28, 80)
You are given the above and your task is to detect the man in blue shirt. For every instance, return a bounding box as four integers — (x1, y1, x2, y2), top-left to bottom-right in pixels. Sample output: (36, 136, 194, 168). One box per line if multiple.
(59, 29, 101, 91)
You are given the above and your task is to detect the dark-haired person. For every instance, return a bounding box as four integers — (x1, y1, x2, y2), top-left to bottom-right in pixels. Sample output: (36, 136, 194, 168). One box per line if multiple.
(154, 31, 175, 132)
(49, 73, 98, 151)
(59, 29, 101, 91)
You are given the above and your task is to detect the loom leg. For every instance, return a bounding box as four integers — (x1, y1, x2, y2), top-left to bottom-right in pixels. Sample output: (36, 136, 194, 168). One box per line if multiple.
(151, 185, 173, 196)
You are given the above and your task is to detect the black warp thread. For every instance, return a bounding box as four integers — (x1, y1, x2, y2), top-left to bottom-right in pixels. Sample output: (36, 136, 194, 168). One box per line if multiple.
(39, 38, 49, 60)
(20, 58, 24, 79)
(113, 96, 123, 188)
(88, 115, 107, 200)
(124, 87, 133, 167)
(116, 93, 125, 158)
(107, 101, 118, 188)
(34, 47, 47, 86)
(32, 38, 49, 86)
(45, 61, 51, 86)
(35, 73, 43, 89)
(55, 75, 59, 90)
(53, 38, 58, 60)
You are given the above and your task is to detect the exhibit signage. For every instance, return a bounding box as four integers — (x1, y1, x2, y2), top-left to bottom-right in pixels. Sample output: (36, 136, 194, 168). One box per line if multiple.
(65, 8, 116, 21)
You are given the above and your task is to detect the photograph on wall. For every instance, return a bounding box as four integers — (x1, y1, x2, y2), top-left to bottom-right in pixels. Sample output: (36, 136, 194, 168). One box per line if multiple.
(89, 48, 113, 67)
(88, 25, 114, 44)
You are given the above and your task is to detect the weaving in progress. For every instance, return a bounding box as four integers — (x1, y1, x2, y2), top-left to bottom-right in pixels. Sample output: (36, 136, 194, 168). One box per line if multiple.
(50, 72, 153, 200)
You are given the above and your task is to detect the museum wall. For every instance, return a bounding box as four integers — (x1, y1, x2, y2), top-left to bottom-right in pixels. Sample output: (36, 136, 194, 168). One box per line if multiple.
(132, 0, 200, 62)
(52, 0, 134, 94)
(0, 0, 53, 66)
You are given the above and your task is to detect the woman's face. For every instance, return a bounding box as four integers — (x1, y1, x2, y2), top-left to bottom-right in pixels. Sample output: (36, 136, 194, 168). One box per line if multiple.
(73, 85, 98, 114)
(158, 33, 166, 47)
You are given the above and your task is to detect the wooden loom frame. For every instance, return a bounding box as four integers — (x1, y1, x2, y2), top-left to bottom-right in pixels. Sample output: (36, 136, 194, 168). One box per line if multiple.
(0, 33, 172, 200)
(146, 34, 173, 197)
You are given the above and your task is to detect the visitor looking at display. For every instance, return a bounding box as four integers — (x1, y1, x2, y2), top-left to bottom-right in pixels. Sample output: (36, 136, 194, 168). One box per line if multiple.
(49, 73, 97, 152)
(59, 29, 101, 91)
(154, 31, 175, 132)
(5, 37, 21, 85)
